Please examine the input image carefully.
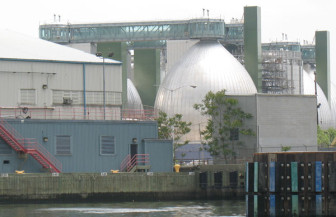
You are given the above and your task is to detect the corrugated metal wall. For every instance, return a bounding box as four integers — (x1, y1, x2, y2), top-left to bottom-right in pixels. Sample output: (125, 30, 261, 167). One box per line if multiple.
(0, 59, 122, 108)
(0, 119, 172, 173)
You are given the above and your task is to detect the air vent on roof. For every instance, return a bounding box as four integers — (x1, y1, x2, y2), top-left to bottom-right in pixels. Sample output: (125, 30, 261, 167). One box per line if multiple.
(63, 97, 73, 105)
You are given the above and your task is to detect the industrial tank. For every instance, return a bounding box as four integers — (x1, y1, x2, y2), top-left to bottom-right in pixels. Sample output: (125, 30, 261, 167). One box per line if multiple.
(154, 40, 257, 142)
(329, 82, 336, 128)
(303, 69, 333, 129)
(126, 78, 143, 110)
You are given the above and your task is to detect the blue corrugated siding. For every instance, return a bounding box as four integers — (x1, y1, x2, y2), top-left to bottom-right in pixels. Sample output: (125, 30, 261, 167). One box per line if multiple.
(0, 119, 171, 173)
(144, 139, 173, 172)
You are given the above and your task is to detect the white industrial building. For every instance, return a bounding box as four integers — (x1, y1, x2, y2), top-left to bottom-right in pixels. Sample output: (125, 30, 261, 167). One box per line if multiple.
(0, 30, 122, 120)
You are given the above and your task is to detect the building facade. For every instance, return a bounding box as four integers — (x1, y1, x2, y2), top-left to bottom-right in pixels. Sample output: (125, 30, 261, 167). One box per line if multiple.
(0, 119, 172, 173)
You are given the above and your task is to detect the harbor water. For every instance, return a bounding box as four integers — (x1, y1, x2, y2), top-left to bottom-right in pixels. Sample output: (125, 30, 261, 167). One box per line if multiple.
(0, 200, 245, 217)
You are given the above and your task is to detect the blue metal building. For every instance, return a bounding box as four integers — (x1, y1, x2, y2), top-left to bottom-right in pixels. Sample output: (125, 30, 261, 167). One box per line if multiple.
(0, 119, 172, 173)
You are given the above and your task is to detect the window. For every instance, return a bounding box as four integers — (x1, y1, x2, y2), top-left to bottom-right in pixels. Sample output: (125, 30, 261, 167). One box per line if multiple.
(229, 128, 239, 141)
(100, 136, 115, 155)
(20, 89, 36, 105)
(56, 135, 71, 155)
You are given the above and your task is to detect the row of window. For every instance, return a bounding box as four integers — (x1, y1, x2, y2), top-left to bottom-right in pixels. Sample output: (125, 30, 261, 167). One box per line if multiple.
(0, 136, 115, 156)
(56, 135, 115, 155)
(20, 89, 122, 105)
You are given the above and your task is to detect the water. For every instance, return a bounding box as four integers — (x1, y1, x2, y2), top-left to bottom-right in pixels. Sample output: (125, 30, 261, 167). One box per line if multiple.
(0, 200, 245, 217)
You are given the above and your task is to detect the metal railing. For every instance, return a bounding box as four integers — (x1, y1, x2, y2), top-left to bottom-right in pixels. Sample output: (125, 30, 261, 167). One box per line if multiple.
(0, 107, 158, 121)
(175, 158, 213, 166)
(19, 138, 62, 172)
(120, 154, 150, 172)
(0, 118, 25, 151)
(0, 118, 62, 173)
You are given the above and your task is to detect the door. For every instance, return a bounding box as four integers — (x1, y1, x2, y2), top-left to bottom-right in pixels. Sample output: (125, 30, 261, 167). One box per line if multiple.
(130, 143, 138, 159)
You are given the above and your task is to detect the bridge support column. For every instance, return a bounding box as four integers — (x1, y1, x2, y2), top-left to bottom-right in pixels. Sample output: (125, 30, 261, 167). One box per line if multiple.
(315, 31, 330, 103)
(244, 6, 262, 92)
(97, 42, 128, 106)
(134, 49, 160, 107)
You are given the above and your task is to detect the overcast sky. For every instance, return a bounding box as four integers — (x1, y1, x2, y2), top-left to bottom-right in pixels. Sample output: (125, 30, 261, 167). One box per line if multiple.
(1, 0, 335, 79)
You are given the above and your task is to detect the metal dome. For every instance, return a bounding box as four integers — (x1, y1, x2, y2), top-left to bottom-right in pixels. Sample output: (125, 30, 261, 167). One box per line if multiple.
(329, 82, 336, 128)
(303, 69, 333, 129)
(126, 78, 143, 110)
(154, 40, 257, 142)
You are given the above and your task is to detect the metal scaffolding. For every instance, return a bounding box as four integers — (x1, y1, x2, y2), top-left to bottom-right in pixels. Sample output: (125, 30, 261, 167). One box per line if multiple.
(262, 49, 303, 94)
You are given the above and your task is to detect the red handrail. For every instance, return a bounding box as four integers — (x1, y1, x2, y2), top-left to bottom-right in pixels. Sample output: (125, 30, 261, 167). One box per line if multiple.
(0, 119, 25, 146)
(120, 154, 150, 172)
(0, 107, 158, 121)
(20, 138, 62, 172)
(0, 118, 62, 173)
(126, 154, 150, 172)
(120, 154, 131, 172)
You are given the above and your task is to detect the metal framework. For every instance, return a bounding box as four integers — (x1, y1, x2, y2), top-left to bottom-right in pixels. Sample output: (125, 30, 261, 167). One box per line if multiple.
(301, 45, 316, 64)
(40, 19, 227, 43)
(262, 49, 302, 94)
(39, 19, 246, 46)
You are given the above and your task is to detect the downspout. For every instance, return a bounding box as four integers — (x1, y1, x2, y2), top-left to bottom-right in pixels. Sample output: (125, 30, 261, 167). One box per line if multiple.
(83, 64, 87, 119)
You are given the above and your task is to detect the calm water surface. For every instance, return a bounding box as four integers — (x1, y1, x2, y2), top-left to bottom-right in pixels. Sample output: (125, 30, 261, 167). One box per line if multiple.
(0, 200, 245, 217)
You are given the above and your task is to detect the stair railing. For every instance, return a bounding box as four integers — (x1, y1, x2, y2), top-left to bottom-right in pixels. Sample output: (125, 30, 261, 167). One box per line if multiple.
(0, 118, 62, 172)
(0, 119, 25, 151)
(120, 154, 150, 172)
(120, 154, 131, 172)
(21, 138, 62, 172)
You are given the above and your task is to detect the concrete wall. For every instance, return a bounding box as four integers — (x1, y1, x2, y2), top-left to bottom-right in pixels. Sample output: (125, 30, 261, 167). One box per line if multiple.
(0, 165, 245, 202)
(0, 119, 173, 173)
(0, 173, 198, 202)
(256, 94, 317, 152)
(225, 94, 317, 161)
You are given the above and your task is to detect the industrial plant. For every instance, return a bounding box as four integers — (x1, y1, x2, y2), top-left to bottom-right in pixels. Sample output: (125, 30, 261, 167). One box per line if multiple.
(0, 6, 333, 173)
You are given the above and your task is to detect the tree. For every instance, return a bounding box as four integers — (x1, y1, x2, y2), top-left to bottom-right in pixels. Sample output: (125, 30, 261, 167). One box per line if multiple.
(155, 111, 191, 156)
(194, 89, 254, 163)
(317, 126, 336, 148)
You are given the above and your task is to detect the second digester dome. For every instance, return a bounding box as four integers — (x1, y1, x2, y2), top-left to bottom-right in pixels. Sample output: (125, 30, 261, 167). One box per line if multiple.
(154, 40, 257, 142)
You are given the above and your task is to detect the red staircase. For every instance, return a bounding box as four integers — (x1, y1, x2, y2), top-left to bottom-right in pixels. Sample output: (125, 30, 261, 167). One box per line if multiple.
(0, 119, 62, 173)
(120, 154, 150, 172)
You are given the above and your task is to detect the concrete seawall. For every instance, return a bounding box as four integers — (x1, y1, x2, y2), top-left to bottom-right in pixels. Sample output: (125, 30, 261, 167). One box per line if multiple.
(0, 165, 245, 202)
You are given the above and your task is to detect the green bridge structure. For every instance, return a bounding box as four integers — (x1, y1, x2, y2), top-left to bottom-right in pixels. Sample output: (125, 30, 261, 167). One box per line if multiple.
(39, 7, 317, 107)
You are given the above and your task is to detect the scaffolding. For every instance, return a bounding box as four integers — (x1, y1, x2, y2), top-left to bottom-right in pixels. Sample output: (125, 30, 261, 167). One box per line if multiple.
(262, 50, 303, 94)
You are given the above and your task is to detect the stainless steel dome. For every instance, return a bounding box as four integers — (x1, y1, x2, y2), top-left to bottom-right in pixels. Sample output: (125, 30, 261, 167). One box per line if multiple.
(329, 82, 336, 128)
(303, 69, 333, 129)
(126, 78, 143, 110)
(154, 40, 257, 142)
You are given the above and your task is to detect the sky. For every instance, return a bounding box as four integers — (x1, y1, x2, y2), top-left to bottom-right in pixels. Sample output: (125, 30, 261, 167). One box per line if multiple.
(1, 0, 335, 80)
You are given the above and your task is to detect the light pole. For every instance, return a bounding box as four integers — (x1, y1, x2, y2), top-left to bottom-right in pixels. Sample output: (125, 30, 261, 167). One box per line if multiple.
(96, 52, 106, 120)
(160, 84, 197, 160)
(96, 52, 114, 120)
(161, 85, 197, 116)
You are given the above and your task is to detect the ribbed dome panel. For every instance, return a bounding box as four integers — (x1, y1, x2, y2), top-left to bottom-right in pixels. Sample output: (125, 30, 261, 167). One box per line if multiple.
(155, 40, 257, 142)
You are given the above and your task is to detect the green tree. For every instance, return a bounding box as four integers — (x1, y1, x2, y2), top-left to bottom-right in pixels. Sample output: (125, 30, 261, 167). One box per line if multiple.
(317, 126, 336, 148)
(194, 89, 254, 163)
(155, 111, 191, 155)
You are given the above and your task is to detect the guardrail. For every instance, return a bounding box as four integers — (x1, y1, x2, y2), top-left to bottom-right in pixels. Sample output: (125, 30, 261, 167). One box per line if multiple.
(120, 154, 150, 172)
(0, 107, 158, 121)
(0, 118, 62, 173)
(175, 158, 214, 166)
(19, 138, 62, 172)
